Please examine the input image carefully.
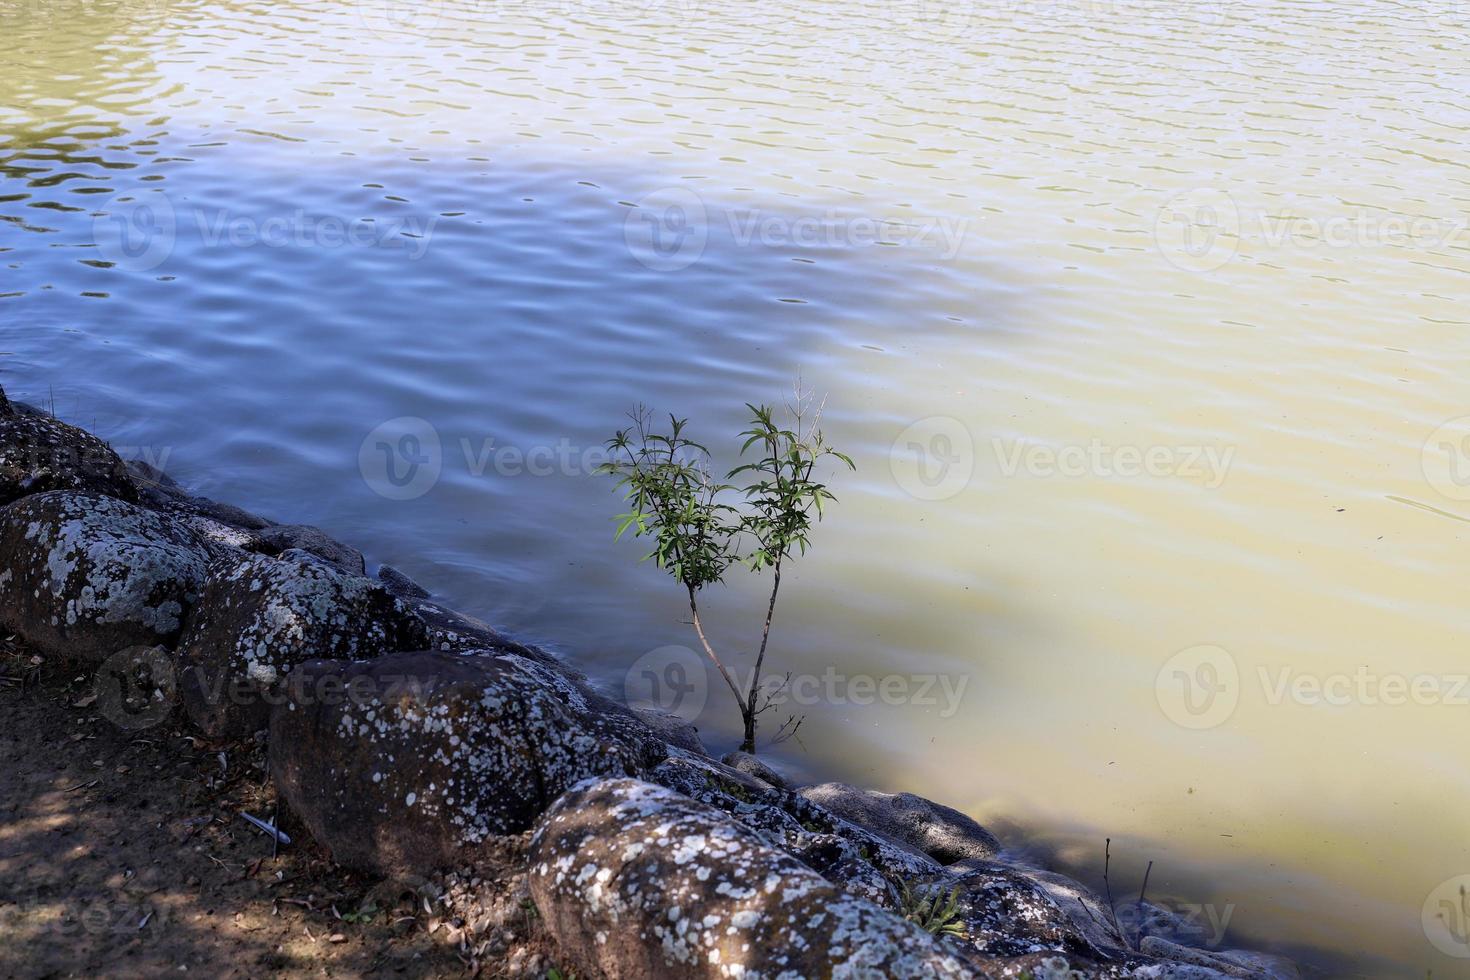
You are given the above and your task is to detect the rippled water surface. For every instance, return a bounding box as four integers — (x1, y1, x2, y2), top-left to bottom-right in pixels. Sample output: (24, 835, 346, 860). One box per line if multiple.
(5, 1, 1470, 972)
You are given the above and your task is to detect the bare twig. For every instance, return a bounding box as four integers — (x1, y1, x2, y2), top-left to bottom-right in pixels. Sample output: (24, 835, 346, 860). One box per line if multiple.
(1103, 838, 1128, 950)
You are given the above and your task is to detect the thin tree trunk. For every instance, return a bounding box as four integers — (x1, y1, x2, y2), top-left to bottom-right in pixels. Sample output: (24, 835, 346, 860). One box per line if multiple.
(740, 559, 782, 753)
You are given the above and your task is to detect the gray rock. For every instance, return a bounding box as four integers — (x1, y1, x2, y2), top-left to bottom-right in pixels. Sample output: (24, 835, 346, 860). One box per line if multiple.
(942, 861, 1113, 961)
(799, 781, 1001, 865)
(0, 491, 208, 662)
(255, 523, 366, 576)
(177, 551, 429, 738)
(721, 749, 787, 788)
(377, 563, 431, 599)
(1215, 950, 1300, 980)
(124, 458, 178, 491)
(269, 651, 656, 875)
(649, 750, 940, 908)
(528, 777, 978, 979)
(1140, 937, 1259, 977)
(0, 410, 137, 506)
(634, 706, 709, 756)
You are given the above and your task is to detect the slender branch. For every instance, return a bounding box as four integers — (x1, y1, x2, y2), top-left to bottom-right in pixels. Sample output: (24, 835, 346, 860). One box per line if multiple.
(687, 587, 744, 706)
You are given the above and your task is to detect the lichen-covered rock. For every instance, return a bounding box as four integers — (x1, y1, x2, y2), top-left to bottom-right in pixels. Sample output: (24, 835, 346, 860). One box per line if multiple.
(0, 408, 137, 506)
(942, 861, 1116, 962)
(529, 777, 978, 979)
(377, 563, 431, 599)
(800, 781, 1002, 864)
(721, 749, 787, 788)
(1139, 938, 1264, 977)
(634, 706, 709, 756)
(254, 524, 365, 576)
(0, 491, 208, 662)
(269, 651, 657, 875)
(177, 551, 430, 738)
(650, 750, 941, 908)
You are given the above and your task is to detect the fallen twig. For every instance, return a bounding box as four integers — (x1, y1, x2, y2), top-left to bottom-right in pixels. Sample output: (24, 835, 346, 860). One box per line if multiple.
(241, 811, 292, 846)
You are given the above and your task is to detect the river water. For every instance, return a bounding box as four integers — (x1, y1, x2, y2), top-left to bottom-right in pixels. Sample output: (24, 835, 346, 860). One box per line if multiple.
(4, 1, 1468, 973)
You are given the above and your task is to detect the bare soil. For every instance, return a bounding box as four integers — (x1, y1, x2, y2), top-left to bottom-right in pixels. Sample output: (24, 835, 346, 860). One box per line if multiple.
(0, 640, 570, 980)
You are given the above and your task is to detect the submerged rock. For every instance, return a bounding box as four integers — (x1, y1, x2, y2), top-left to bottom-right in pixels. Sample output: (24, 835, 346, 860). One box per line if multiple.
(529, 777, 977, 979)
(269, 651, 657, 875)
(0, 491, 208, 662)
(800, 781, 1002, 865)
(0, 404, 137, 506)
(177, 551, 429, 738)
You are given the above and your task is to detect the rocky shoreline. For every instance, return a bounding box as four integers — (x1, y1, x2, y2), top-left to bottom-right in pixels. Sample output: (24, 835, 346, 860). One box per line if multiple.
(0, 385, 1299, 979)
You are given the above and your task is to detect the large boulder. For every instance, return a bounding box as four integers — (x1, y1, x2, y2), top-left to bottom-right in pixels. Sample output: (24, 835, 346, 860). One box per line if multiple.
(800, 781, 1002, 864)
(941, 861, 1115, 961)
(650, 750, 942, 908)
(0, 404, 137, 506)
(176, 551, 429, 738)
(0, 491, 208, 662)
(269, 651, 659, 875)
(529, 777, 978, 979)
